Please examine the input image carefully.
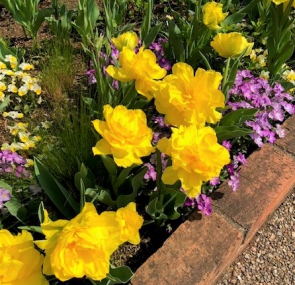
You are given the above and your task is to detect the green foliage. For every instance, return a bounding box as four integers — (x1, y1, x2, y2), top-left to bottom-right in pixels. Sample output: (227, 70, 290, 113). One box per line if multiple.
(266, 1, 295, 76)
(45, 0, 74, 44)
(92, 264, 133, 285)
(84, 157, 148, 209)
(0, 0, 53, 44)
(34, 158, 79, 219)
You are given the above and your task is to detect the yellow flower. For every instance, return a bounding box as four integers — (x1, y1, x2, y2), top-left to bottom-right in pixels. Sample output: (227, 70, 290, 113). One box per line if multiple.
(8, 84, 18, 93)
(106, 46, 166, 100)
(19, 62, 35, 71)
(157, 125, 230, 198)
(35, 203, 124, 281)
(111, 31, 139, 51)
(154, 63, 225, 128)
(0, 229, 48, 285)
(202, 1, 228, 30)
(0, 61, 7, 69)
(116, 202, 144, 245)
(0, 82, 7, 92)
(210, 32, 254, 58)
(4, 55, 18, 70)
(18, 85, 28, 96)
(92, 104, 155, 168)
(272, 0, 295, 7)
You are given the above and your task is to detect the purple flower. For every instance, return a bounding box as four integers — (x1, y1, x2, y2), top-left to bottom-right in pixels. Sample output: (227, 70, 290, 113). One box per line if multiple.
(222, 140, 232, 151)
(196, 194, 212, 216)
(228, 172, 240, 191)
(210, 177, 220, 186)
(144, 163, 157, 181)
(0, 188, 11, 208)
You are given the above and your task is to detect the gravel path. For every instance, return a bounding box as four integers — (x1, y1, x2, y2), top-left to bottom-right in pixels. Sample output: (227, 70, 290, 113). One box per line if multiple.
(216, 190, 295, 285)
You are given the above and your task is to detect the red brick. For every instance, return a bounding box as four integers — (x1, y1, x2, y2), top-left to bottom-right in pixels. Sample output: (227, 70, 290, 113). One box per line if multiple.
(212, 144, 295, 247)
(275, 115, 295, 155)
(132, 211, 243, 285)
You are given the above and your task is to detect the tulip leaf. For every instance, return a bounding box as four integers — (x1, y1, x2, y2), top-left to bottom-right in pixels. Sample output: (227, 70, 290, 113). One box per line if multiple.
(219, 108, 258, 126)
(215, 126, 253, 143)
(116, 167, 147, 208)
(85, 187, 116, 208)
(140, 0, 153, 41)
(93, 265, 133, 285)
(114, 165, 138, 190)
(167, 20, 185, 62)
(18, 225, 43, 234)
(223, 13, 246, 26)
(142, 23, 162, 48)
(34, 157, 79, 219)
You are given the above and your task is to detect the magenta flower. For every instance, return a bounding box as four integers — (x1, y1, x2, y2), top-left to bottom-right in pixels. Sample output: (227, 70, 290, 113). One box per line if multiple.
(196, 194, 212, 216)
(0, 188, 11, 208)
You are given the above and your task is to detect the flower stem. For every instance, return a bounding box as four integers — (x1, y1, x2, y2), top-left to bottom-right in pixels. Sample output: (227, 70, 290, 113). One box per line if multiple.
(222, 57, 231, 101)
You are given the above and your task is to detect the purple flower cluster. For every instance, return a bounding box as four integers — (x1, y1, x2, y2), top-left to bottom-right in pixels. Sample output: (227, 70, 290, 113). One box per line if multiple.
(0, 150, 30, 179)
(85, 37, 171, 87)
(184, 193, 212, 216)
(228, 70, 294, 146)
(0, 188, 11, 208)
(144, 152, 168, 182)
(222, 140, 247, 191)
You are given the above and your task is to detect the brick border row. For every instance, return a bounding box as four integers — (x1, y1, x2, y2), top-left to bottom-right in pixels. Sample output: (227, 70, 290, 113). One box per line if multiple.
(132, 115, 295, 285)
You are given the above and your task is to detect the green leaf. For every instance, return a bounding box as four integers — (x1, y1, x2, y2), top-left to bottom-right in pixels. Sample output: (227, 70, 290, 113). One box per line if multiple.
(114, 165, 137, 190)
(4, 198, 28, 224)
(0, 39, 17, 62)
(0, 95, 10, 112)
(219, 109, 258, 126)
(38, 201, 45, 224)
(34, 157, 79, 219)
(101, 155, 117, 176)
(93, 265, 133, 284)
(85, 188, 116, 207)
(146, 197, 166, 220)
(223, 13, 246, 26)
(167, 20, 185, 62)
(215, 126, 253, 142)
(142, 23, 162, 48)
(140, 0, 153, 41)
(18, 225, 43, 234)
(116, 167, 147, 208)
(0, 180, 12, 191)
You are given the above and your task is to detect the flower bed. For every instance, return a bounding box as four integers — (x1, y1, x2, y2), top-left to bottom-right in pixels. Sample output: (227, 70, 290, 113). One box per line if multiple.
(1, 1, 295, 284)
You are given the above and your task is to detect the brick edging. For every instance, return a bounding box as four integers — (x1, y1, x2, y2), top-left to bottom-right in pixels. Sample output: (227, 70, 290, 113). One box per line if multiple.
(132, 115, 295, 285)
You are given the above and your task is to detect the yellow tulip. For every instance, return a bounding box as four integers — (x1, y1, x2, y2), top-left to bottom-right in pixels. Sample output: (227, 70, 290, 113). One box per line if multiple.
(106, 46, 166, 100)
(116, 202, 144, 245)
(0, 229, 48, 285)
(154, 62, 225, 128)
(202, 1, 228, 30)
(111, 31, 139, 51)
(210, 32, 254, 58)
(92, 104, 155, 167)
(157, 125, 230, 198)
